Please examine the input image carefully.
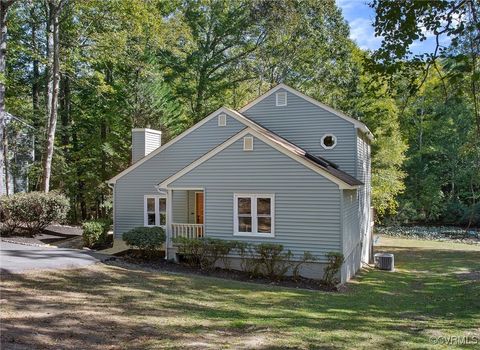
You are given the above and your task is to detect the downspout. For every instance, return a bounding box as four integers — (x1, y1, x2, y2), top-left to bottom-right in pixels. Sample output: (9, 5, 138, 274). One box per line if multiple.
(107, 182, 115, 237)
(155, 184, 170, 260)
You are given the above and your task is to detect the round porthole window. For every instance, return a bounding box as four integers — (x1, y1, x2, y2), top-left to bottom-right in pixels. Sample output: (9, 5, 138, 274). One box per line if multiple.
(321, 134, 337, 149)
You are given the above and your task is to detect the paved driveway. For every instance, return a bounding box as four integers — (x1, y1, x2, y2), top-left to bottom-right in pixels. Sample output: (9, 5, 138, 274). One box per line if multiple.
(0, 241, 109, 274)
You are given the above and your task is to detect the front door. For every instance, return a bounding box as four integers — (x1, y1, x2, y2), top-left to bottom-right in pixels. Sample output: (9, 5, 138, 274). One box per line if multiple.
(195, 192, 204, 224)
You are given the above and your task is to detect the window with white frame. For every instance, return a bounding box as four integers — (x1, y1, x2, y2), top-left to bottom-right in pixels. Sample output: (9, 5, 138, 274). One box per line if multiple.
(144, 195, 167, 228)
(234, 194, 274, 236)
(321, 133, 337, 149)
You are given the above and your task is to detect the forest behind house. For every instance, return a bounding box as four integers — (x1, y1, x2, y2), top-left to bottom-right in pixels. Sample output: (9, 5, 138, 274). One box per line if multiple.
(1, 0, 479, 227)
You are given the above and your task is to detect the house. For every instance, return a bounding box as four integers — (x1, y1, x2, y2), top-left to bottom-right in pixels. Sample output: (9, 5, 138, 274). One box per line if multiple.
(107, 84, 373, 283)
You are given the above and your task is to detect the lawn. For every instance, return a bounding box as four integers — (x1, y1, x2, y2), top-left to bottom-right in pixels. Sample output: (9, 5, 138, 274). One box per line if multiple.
(1, 236, 479, 349)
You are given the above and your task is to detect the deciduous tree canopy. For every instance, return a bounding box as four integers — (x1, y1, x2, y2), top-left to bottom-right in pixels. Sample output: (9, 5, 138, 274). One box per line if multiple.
(2, 0, 478, 226)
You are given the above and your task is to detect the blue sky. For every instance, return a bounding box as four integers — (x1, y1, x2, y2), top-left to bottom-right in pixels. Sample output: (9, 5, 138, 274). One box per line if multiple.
(336, 0, 445, 55)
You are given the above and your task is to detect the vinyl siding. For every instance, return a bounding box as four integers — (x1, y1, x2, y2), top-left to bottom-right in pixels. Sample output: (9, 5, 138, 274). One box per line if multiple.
(172, 190, 188, 223)
(145, 132, 162, 155)
(243, 88, 358, 176)
(131, 131, 146, 163)
(342, 189, 360, 258)
(169, 134, 342, 261)
(356, 130, 372, 262)
(114, 113, 246, 236)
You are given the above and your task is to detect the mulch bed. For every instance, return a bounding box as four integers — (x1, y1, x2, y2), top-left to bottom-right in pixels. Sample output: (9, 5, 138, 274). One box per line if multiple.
(119, 252, 339, 292)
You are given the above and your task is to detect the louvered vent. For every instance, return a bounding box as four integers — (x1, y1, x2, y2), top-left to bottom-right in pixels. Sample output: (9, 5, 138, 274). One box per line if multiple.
(243, 136, 253, 151)
(218, 113, 226, 126)
(276, 91, 287, 106)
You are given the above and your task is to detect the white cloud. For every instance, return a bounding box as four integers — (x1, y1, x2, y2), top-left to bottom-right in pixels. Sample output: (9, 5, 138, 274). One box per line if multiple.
(348, 17, 383, 51)
(336, 0, 356, 13)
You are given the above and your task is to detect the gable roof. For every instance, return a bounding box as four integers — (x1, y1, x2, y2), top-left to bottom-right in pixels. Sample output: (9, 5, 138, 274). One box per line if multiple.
(239, 83, 373, 140)
(108, 84, 371, 184)
(158, 118, 363, 190)
(107, 107, 247, 184)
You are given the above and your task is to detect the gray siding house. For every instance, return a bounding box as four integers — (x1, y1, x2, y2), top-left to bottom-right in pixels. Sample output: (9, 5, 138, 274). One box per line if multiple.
(108, 84, 373, 283)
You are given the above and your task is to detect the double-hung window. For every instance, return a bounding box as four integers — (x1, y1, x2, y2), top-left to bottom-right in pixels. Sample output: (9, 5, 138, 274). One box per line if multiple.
(144, 195, 167, 229)
(234, 194, 274, 237)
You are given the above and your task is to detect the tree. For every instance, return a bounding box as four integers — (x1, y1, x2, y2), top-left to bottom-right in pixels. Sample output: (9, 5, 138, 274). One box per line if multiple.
(159, 0, 267, 122)
(0, 0, 16, 195)
(41, 0, 65, 193)
(250, 0, 358, 109)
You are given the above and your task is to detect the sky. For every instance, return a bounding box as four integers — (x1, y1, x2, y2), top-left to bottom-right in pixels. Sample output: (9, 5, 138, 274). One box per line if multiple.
(336, 0, 445, 55)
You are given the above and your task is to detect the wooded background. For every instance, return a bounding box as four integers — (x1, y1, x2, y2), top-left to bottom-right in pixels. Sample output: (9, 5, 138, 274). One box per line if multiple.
(1, 0, 479, 226)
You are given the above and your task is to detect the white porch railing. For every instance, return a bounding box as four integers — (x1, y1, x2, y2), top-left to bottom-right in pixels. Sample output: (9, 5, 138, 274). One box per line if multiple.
(171, 223, 204, 240)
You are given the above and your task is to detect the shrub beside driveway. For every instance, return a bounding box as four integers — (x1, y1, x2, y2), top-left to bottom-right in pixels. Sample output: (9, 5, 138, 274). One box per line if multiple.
(1, 237, 479, 349)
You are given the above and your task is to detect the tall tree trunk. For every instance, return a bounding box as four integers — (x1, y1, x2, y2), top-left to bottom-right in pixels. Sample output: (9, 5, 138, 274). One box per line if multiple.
(42, 0, 63, 193)
(60, 73, 70, 151)
(31, 5, 41, 165)
(0, 0, 14, 195)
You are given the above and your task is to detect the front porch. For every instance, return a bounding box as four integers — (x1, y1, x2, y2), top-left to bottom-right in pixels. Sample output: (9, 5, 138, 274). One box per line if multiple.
(165, 189, 205, 251)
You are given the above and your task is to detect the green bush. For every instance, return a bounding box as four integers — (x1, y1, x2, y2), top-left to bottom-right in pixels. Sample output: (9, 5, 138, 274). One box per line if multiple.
(175, 237, 236, 270)
(291, 251, 316, 281)
(82, 220, 110, 248)
(254, 243, 292, 280)
(0, 191, 69, 236)
(123, 227, 166, 257)
(174, 238, 319, 281)
(175, 236, 204, 267)
(322, 252, 344, 286)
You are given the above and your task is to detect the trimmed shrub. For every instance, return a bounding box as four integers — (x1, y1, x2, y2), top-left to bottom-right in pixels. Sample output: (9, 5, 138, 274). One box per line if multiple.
(322, 252, 344, 286)
(291, 251, 316, 281)
(0, 191, 69, 236)
(175, 237, 236, 270)
(174, 238, 319, 281)
(234, 241, 259, 275)
(254, 243, 292, 280)
(175, 236, 204, 267)
(82, 220, 110, 248)
(123, 226, 165, 258)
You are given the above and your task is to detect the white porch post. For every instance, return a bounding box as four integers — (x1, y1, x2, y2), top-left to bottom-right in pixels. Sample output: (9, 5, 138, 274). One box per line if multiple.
(166, 188, 173, 260)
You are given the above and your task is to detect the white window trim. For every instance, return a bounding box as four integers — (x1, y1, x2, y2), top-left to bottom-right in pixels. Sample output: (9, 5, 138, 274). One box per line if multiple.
(321, 133, 337, 150)
(233, 193, 275, 237)
(276, 91, 287, 106)
(218, 113, 226, 126)
(243, 136, 253, 151)
(144, 194, 167, 229)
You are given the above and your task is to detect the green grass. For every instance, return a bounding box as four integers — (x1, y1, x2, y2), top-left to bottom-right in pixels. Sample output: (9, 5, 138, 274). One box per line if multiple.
(1, 236, 479, 349)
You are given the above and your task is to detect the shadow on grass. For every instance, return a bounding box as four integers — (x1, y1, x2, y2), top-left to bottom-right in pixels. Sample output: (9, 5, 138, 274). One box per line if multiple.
(1, 246, 479, 349)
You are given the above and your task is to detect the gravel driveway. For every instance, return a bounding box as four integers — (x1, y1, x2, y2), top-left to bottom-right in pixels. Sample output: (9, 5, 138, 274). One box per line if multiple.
(0, 241, 109, 274)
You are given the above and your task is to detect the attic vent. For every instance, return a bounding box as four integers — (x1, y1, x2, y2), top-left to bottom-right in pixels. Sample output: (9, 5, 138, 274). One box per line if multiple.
(243, 136, 253, 151)
(276, 91, 287, 106)
(218, 113, 227, 127)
